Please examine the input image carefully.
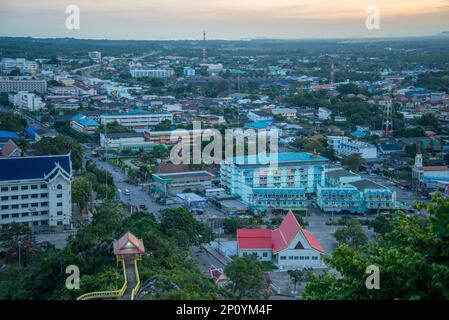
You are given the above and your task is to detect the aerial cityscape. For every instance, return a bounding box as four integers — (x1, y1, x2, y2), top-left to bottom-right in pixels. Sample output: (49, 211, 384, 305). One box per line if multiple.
(0, 0, 449, 309)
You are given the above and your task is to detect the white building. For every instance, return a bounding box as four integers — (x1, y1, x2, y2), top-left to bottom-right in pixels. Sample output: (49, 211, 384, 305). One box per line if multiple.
(88, 51, 102, 62)
(10, 92, 45, 111)
(100, 132, 146, 149)
(130, 67, 175, 78)
(0, 79, 47, 93)
(100, 110, 173, 132)
(237, 211, 325, 269)
(271, 108, 297, 120)
(327, 136, 378, 159)
(0, 58, 38, 72)
(0, 155, 73, 231)
(318, 107, 332, 120)
(247, 111, 274, 122)
(183, 67, 196, 77)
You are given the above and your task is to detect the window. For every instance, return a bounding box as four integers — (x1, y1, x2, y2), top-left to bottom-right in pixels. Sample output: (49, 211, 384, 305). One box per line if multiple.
(33, 221, 39, 226)
(57, 194, 63, 198)
(21, 204, 29, 208)
(1, 187, 8, 192)
(11, 186, 18, 191)
(22, 212, 29, 217)
(31, 194, 38, 199)
(41, 193, 47, 198)
(288, 256, 294, 260)
(57, 211, 63, 216)
(280, 256, 287, 260)
(294, 256, 299, 260)
(1, 205, 9, 210)
(305, 256, 310, 260)
(41, 220, 48, 225)
(1, 214, 9, 219)
(11, 195, 18, 200)
(21, 186, 28, 190)
(1, 196, 8, 201)
(41, 202, 48, 207)
(31, 203, 38, 208)
(31, 185, 38, 190)
(57, 184, 63, 190)
(21, 195, 29, 199)
(40, 211, 48, 215)
(299, 256, 304, 260)
(263, 252, 268, 257)
(312, 256, 318, 260)
(57, 221, 63, 226)
(11, 213, 19, 218)
(40, 184, 47, 189)
(57, 202, 63, 207)
(11, 204, 19, 209)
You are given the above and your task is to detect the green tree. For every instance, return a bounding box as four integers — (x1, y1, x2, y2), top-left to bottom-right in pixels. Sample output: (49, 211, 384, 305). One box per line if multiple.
(333, 219, 369, 249)
(33, 136, 83, 170)
(303, 195, 449, 300)
(288, 268, 312, 292)
(225, 256, 265, 299)
(0, 112, 27, 131)
(72, 178, 92, 213)
(160, 207, 214, 247)
(341, 153, 362, 172)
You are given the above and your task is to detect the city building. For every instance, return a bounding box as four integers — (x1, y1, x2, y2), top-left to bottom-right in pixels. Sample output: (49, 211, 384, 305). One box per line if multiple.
(247, 111, 274, 122)
(152, 171, 216, 196)
(10, 91, 45, 111)
(317, 168, 396, 213)
(0, 58, 38, 72)
(0, 79, 47, 93)
(88, 51, 102, 62)
(183, 67, 196, 77)
(0, 140, 22, 158)
(130, 67, 175, 78)
(412, 152, 449, 191)
(48, 86, 79, 95)
(100, 110, 173, 132)
(318, 107, 332, 120)
(271, 108, 297, 120)
(237, 211, 325, 269)
(70, 114, 100, 135)
(327, 136, 378, 159)
(0, 155, 72, 231)
(221, 152, 328, 211)
(100, 131, 152, 150)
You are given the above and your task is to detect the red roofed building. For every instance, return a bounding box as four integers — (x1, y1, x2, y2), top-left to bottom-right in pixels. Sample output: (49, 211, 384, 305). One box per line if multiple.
(0, 140, 21, 158)
(237, 211, 325, 270)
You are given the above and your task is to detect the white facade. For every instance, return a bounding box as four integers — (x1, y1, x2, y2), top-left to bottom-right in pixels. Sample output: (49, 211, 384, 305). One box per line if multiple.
(274, 230, 324, 269)
(327, 136, 378, 159)
(0, 79, 47, 93)
(318, 107, 332, 120)
(271, 108, 297, 120)
(130, 68, 175, 78)
(0, 156, 72, 231)
(0, 58, 38, 72)
(11, 92, 45, 111)
(100, 111, 173, 132)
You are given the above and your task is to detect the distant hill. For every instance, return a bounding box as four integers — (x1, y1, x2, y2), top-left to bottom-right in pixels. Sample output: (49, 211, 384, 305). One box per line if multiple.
(439, 31, 449, 36)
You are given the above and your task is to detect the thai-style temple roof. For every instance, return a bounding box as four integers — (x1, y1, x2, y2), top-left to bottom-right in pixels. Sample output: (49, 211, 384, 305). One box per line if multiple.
(113, 231, 145, 255)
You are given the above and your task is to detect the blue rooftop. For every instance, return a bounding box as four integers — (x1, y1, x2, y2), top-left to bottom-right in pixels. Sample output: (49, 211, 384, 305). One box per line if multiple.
(351, 130, 368, 138)
(231, 152, 328, 165)
(0, 155, 72, 182)
(0, 131, 20, 140)
(245, 121, 273, 129)
(72, 114, 99, 127)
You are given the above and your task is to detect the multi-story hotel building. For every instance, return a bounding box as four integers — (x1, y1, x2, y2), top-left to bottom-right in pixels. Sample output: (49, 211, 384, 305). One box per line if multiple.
(0, 155, 72, 231)
(129, 68, 175, 79)
(317, 168, 396, 213)
(0, 79, 47, 93)
(221, 152, 328, 211)
(100, 110, 173, 132)
(327, 135, 377, 159)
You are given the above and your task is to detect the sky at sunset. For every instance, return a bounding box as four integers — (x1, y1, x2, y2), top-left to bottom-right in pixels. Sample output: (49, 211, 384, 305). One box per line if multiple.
(1, 0, 449, 39)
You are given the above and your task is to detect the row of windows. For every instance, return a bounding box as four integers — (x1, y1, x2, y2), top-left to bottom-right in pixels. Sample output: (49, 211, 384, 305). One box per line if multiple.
(1, 202, 49, 210)
(1, 193, 48, 201)
(256, 201, 304, 205)
(280, 256, 319, 261)
(1, 211, 49, 219)
(0, 184, 47, 192)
